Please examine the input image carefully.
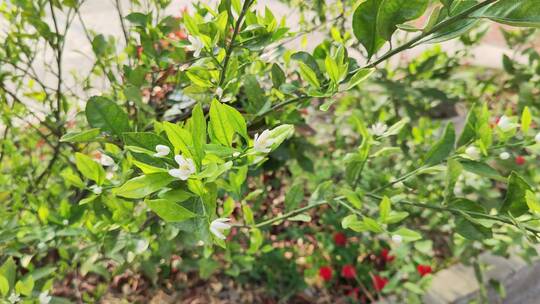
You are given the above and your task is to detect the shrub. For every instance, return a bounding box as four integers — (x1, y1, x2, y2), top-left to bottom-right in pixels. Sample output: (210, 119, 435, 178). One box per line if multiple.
(1, 0, 540, 302)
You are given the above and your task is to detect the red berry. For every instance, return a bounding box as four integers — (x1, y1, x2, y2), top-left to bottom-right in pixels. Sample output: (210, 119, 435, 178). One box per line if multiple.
(333, 232, 347, 246)
(417, 264, 433, 277)
(372, 275, 388, 291)
(380, 248, 395, 263)
(319, 266, 333, 281)
(515, 155, 526, 165)
(341, 264, 356, 279)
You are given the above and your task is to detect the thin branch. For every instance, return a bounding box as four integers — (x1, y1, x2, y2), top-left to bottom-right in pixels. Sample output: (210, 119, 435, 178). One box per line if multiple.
(218, 0, 254, 87)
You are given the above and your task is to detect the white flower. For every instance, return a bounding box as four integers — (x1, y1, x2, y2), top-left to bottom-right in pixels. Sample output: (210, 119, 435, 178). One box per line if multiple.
(391, 235, 402, 244)
(253, 129, 275, 153)
(168, 155, 196, 180)
(99, 153, 115, 167)
(39, 292, 52, 304)
(216, 87, 223, 98)
(8, 293, 20, 304)
(535, 132, 540, 143)
(499, 152, 510, 160)
(232, 152, 240, 157)
(135, 239, 149, 253)
(153, 144, 171, 157)
(465, 146, 481, 160)
(90, 185, 102, 195)
(186, 35, 204, 57)
(210, 218, 231, 240)
(497, 115, 516, 132)
(369, 122, 388, 137)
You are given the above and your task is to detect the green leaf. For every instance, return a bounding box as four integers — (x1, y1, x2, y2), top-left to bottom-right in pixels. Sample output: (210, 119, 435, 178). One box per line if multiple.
(162, 122, 194, 159)
(288, 214, 312, 222)
(113, 173, 175, 199)
(190, 103, 207, 166)
(383, 118, 409, 137)
(60, 128, 100, 142)
(352, 0, 386, 59)
(247, 228, 263, 254)
(285, 183, 304, 212)
(243, 75, 265, 113)
(159, 188, 194, 203)
(346, 68, 375, 90)
(271, 63, 286, 88)
(222, 197, 235, 217)
(85, 96, 130, 137)
(526, 190, 540, 213)
(386, 211, 409, 224)
(146, 198, 196, 222)
(426, 0, 484, 43)
(500, 172, 533, 216)
(457, 106, 478, 147)
(521, 106, 532, 133)
(60, 168, 85, 189)
(242, 203, 255, 225)
(298, 62, 320, 88)
(209, 99, 235, 147)
(341, 189, 363, 209)
(0, 258, 15, 295)
(0, 275, 8, 296)
(325, 55, 340, 84)
(379, 196, 391, 223)
(424, 123, 455, 166)
(377, 0, 430, 41)
(393, 227, 422, 242)
(459, 159, 505, 182)
(363, 217, 384, 233)
(223, 103, 248, 140)
(479, 0, 540, 27)
(444, 159, 462, 204)
(15, 275, 33, 296)
(75, 153, 105, 185)
(455, 216, 492, 241)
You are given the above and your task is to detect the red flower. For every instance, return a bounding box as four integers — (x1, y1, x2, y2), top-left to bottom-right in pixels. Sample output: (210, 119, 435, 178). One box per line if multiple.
(319, 266, 333, 281)
(380, 248, 395, 263)
(372, 275, 388, 291)
(333, 232, 347, 246)
(417, 264, 433, 277)
(341, 264, 356, 279)
(515, 155, 526, 165)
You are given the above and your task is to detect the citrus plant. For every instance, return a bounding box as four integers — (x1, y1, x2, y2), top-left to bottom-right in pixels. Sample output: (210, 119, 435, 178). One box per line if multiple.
(2, 0, 540, 302)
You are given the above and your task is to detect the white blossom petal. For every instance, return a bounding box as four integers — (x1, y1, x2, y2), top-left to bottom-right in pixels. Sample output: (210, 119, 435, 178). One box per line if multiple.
(154, 144, 171, 157)
(369, 122, 388, 137)
(465, 146, 481, 160)
(497, 115, 516, 132)
(99, 154, 115, 166)
(210, 218, 231, 240)
(39, 292, 52, 304)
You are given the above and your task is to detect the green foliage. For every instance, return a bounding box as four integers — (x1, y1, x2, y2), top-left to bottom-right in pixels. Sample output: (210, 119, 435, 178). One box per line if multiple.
(2, 0, 540, 302)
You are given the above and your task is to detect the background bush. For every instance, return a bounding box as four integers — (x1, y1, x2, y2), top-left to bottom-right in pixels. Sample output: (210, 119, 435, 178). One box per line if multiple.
(1, 0, 540, 302)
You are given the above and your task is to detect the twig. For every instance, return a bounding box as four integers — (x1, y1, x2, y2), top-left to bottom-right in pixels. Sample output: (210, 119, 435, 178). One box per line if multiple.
(218, 0, 254, 87)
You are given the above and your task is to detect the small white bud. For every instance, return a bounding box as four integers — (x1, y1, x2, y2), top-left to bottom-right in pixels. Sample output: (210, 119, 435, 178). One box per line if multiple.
(499, 152, 510, 160)
(465, 146, 481, 160)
